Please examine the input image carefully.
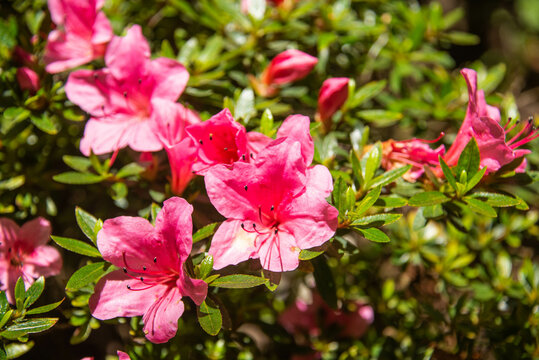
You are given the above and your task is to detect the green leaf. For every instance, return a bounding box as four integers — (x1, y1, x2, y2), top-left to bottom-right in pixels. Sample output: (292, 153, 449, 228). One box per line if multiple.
(348, 80, 386, 108)
(298, 249, 324, 260)
(0, 292, 8, 318)
(351, 213, 402, 227)
(30, 114, 58, 134)
(443, 31, 480, 45)
(65, 262, 109, 292)
(50, 236, 101, 258)
(25, 299, 64, 315)
(374, 196, 408, 208)
(465, 166, 486, 192)
(356, 110, 403, 126)
(439, 156, 457, 191)
(23, 277, 44, 309)
(150, 203, 161, 226)
(53, 172, 105, 185)
(470, 192, 521, 207)
(422, 204, 444, 218)
(0, 318, 58, 340)
(0, 310, 13, 329)
(463, 197, 497, 217)
(350, 151, 363, 186)
(369, 165, 412, 188)
(5, 341, 34, 359)
(0, 176, 25, 191)
(63, 156, 92, 173)
(14, 278, 25, 311)
(408, 191, 450, 207)
(356, 227, 391, 243)
(75, 207, 99, 245)
(259, 109, 275, 137)
(361, 143, 381, 185)
(116, 163, 145, 178)
(198, 255, 213, 279)
(209, 275, 267, 289)
(235, 88, 256, 123)
(197, 299, 222, 336)
(193, 223, 219, 243)
(456, 138, 480, 179)
(312, 257, 337, 309)
(354, 186, 381, 217)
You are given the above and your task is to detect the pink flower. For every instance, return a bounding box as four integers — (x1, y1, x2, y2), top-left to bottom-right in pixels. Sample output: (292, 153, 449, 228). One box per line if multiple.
(65, 25, 190, 156)
(380, 135, 445, 182)
(16, 67, 40, 94)
(44, 0, 113, 73)
(444, 69, 538, 173)
(261, 50, 318, 86)
(89, 197, 208, 343)
(154, 100, 200, 194)
(13, 46, 36, 68)
(186, 109, 249, 175)
(205, 137, 338, 272)
(0, 217, 62, 304)
(316, 77, 349, 130)
(81, 351, 130, 360)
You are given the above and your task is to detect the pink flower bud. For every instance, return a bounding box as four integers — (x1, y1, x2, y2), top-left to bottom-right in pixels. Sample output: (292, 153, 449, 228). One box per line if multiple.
(16, 67, 40, 94)
(261, 49, 318, 86)
(316, 77, 349, 131)
(13, 46, 36, 67)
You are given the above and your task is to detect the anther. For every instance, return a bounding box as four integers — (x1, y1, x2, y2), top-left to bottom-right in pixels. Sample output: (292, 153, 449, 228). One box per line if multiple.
(199, 139, 203, 144)
(123, 91, 127, 97)
(123, 267, 127, 273)
(242, 154, 246, 161)
(138, 78, 142, 84)
(250, 153, 254, 159)
(143, 266, 147, 271)
(127, 285, 131, 289)
(140, 277, 144, 281)
(209, 133, 213, 140)
(270, 205, 274, 211)
(274, 229, 278, 234)
(253, 223, 257, 228)
(241, 223, 245, 229)
(224, 147, 228, 151)
(153, 257, 157, 263)
(93, 73, 98, 80)
(244, 185, 248, 191)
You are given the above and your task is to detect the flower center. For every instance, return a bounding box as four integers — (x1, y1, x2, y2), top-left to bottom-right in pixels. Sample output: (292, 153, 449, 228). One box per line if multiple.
(121, 252, 178, 291)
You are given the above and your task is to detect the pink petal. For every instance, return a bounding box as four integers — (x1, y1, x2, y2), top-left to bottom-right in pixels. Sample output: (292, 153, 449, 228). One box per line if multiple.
(176, 271, 208, 306)
(89, 271, 167, 319)
(276, 114, 314, 165)
(117, 351, 131, 360)
(471, 116, 515, 173)
(152, 100, 188, 147)
(105, 25, 150, 80)
(164, 137, 197, 195)
(65, 69, 111, 116)
(262, 49, 318, 85)
(0, 263, 22, 304)
(209, 220, 258, 269)
(154, 197, 194, 263)
(149, 57, 189, 101)
(246, 131, 272, 156)
(16, 67, 40, 93)
(0, 218, 19, 249)
(142, 287, 184, 343)
(91, 11, 113, 45)
(257, 230, 300, 272)
(18, 217, 51, 248)
(44, 31, 95, 73)
(22, 245, 62, 279)
(317, 77, 349, 121)
(48, 0, 65, 25)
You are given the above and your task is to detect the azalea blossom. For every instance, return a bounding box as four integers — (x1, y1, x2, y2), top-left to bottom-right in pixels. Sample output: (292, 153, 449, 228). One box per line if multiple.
(89, 197, 208, 343)
(205, 137, 338, 272)
(65, 25, 190, 156)
(154, 100, 200, 194)
(81, 351, 130, 360)
(186, 109, 249, 175)
(16, 67, 40, 94)
(444, 69, 538, 173)
(316, 77, 349, 131)
(380, 135, 445, 182)
(45, 0, 113, 73)
(0, 217, 62, 304)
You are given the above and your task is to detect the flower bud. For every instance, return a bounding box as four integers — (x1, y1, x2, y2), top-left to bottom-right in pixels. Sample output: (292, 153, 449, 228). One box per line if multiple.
(316, 77, 349, 131)
(16, 67, 40, 94)
(261, 49, 318, 86)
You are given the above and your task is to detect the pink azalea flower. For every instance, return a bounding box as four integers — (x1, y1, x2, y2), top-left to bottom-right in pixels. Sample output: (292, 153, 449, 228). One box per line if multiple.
(0, 217, 62, 304)
(261, 49, 318, 86)
(205, 137, 338, 272)
(380, 135, 445, 182)
(81, 351, 130, 360)
(65, 25, 190, 156)
(444, 69, 538, 173)
(316, 77, 349, 131)
(89, 197, 208, 343)
(186, 109, 249, 175)
(44, 0, 113, 73)
(16, 67, 40, 94)
(154, 100, 200, 194)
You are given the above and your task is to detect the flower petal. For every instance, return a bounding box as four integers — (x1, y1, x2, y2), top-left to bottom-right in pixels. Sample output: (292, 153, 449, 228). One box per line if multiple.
(22, 245, 62, 279)
(142, 287, 184, 343)
(149, 57, 189, 101)
(105, 25, 150, 80)
(209, 220, 258, 269)
(257, 230, 300, 272)
(177, 271, 208, 306)
(276, 114, 314, 165)
(154, 197, 194, 263)
(18, 217, 51, 248)
(0, 218, 19, 249)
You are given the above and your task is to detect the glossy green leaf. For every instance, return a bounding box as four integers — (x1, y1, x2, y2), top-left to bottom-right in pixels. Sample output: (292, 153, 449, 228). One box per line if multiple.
(348, 80, 387, 108)
(198, 255, 214, 279)
(351, 213, 402, 227)
(116, 163, 145, 178)
(23, 277, 44, 309)
(312, 257, 337, 309)
(470, 192, 521, 207)
(463, 197, 497, 217)
(197, 299, 222, 336)
(369, 165, 412, 188)
(75, 207, 99, 244)
(356, 227, 391, 243)
(456, 138, 480, 179)
(439, 156, 457, 191)
(62, 156, 92, 173)
(25, 299, 64, 315)
(298, 249, 325, 260)
(53, 172, 105, 185)
(14, 278, 25, 311)
(408, 191, 450, 207)
(0, 318, 58, 340)
(66, 262, 109, 292)
(259, 108, 274, 137)
(5, 341, 34, 359)
(209, 275, 267, 288)
(51, 236, 101, 258)
(193, 222, 219, 243)
(354, 186, 381, 217)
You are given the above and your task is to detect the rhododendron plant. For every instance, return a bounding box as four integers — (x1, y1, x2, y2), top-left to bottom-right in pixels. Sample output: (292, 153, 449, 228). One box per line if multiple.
(0, 218, 62, 304)
(205, 138, 338, 272)
(316, 77, 349, 131)
(65, 25, 189, 156)
(44, 0, 113, 73)
(89, 197, 207, 343)
(444, 69, 539, 173)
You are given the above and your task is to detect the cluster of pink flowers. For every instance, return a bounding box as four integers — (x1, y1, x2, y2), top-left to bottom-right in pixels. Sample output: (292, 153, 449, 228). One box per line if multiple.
(378, 68, 538, 182)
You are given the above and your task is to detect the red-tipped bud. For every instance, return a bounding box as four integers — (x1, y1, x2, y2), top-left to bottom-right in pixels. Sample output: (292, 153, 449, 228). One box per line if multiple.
(261, 49, 318, 86)
(316, 77, 349, 130)
(16, 67, 40, 94)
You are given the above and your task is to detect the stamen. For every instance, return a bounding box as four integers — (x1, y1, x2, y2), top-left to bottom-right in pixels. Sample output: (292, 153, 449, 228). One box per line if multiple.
(138, 78, 142, 84)
(244, 185, 248, 191)
(143, 266, 147, 271)
(250, 153, 254, 159)
(209, 133, 213, 140)
(242, 154, 246, 161)
(270, 205, 274, 211)
(123, 91, 127, 98)
(224, 147, 228, 151)
(199, 140, 203, 144)
(123, 267, 127, 273)
(507, 119, 533, 145)
(274, 229, 278, 234)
